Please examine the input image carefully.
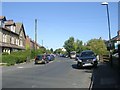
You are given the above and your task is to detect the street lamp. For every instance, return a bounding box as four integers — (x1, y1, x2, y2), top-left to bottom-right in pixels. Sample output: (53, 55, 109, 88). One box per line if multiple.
(101, 2, 112, 66)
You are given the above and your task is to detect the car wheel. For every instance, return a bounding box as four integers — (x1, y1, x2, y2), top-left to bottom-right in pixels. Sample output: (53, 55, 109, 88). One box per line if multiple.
(77, 63, 82, 69)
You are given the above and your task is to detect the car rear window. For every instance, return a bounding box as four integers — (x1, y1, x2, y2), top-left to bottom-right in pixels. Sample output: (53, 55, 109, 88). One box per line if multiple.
(36, 55, 43, 60)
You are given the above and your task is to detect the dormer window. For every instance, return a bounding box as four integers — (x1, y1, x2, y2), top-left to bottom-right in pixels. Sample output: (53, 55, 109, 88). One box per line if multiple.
(11, 25, 15, 32)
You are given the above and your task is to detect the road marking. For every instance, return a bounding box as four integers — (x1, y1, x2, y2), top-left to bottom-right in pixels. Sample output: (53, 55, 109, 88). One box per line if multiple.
(32, 85, 37, 88)
(17, 66, 24, 69)
(72, 83, 79, 88)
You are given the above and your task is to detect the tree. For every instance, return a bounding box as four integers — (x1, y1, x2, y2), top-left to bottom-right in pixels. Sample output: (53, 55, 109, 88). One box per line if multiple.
(54, 48, 64, 54)
(74, 39, 83, 53)
(50, 48, 53, 53)
(86, 38, 108, 55)
(63, 37, 75, 56)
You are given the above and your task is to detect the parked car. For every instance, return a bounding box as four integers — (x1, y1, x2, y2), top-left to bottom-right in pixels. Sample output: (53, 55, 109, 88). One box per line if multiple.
(43, 54, 49, 63)
(77, 50, 98, 68)
(45, 54, 55, 61)
(112, 53, 119, 58)
(75, 54, 80, 60)
(34, 55, 47, 64)
(50, 54, 55, 60)
(60, 54, 68, 58)
(60, 54, 65, 57)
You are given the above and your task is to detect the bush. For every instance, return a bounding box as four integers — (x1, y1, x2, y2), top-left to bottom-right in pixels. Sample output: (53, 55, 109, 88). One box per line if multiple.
(2, 52, 9, 55)
(2, 49, 45, 66)
(2, 55, 16, 66)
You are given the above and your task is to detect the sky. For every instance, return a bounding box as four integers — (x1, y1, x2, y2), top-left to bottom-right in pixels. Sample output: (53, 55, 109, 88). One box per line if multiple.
(2, 2, 118, 50)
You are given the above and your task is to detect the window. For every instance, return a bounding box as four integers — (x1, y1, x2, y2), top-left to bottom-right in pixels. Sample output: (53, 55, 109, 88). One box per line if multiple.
(11, 26, 15, 32)
(2, 34, 5, 42)
(20, 40, 23, 46)
(0, 21, 2, 27)
(11, 37, 14, 44)
(16, 39, 19, 46)
(16, 39, 18, 45)
(5, 34, 7, 42)
(2, 34, 7, 43)
(18, 39, 19, 46)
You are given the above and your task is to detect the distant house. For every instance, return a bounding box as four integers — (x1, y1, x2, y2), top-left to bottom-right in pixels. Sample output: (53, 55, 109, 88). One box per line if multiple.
(0, 16, 26, 54)
(25, 35, 41, 50)
(111, 30, 120, 50)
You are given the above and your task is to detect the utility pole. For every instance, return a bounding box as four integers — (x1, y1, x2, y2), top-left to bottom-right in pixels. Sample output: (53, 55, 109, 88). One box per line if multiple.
(35, 19, 37, 51)
(34, 19, 37, 57)
(42, 40, 43, 47)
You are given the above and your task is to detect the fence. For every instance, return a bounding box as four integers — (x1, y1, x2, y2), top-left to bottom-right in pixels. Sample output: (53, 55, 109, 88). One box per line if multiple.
(99, 55, 109, 62)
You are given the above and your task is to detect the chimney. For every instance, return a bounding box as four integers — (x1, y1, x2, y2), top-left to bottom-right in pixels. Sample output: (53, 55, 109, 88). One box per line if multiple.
(117, 30, 120, 36)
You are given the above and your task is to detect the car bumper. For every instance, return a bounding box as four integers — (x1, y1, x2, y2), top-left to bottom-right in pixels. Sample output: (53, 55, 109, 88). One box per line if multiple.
(35, 61, 45, 64)
(83, 63, 93, 66)
(77, 61, 97, 67)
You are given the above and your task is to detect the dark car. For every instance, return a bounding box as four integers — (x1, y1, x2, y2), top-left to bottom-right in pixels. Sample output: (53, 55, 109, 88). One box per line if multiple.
(77, 50, 98, 68)
(45, 54, 55, 61)
(75, 54, 80, 60)
(34, 55, 47, 64)
(50, 54, 55, 60)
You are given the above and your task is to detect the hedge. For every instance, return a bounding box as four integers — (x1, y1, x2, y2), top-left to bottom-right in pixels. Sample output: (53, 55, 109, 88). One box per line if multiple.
(2, 49, 46, 66)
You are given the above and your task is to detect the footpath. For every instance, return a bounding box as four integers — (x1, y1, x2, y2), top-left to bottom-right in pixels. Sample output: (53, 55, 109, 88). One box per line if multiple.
(91, 57, 120, 89)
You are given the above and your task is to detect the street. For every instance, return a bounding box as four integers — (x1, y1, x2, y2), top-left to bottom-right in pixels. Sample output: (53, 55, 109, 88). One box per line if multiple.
(2, 57, 92, 88)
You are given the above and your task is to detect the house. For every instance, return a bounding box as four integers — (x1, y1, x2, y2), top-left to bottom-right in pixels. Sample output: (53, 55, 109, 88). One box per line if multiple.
(111, 30, 120, 50)
(25, 35, 41, 50)
(0, 16, 26, 54)
(105, 30, 120, 50)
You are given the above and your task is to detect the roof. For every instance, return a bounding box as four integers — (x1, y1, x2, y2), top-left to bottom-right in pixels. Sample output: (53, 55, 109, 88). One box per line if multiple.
(4, 20, 15, 25)
(15, 22, 26, 38)
(15, 22, 22, 34)
(112, 36, 120, 41)
(0, 16, 6, 20)
(0, 27, 19, 36)
(111, 30, 120, 41)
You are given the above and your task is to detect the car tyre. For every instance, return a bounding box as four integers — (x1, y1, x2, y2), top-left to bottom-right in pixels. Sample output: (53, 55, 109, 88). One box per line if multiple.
(77, 63, 82, 69)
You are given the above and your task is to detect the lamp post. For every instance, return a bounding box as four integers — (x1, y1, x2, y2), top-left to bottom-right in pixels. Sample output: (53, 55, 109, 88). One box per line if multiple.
(101, 2, 112, 66)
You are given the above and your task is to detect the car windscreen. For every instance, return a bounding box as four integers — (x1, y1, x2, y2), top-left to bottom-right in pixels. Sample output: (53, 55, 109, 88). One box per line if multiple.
(80, 52, 95, 57)
(36, 55, 43, 60)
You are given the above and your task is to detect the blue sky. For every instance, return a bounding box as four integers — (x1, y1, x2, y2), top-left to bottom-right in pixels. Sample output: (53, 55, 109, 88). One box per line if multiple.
(2, 2, 118, 50)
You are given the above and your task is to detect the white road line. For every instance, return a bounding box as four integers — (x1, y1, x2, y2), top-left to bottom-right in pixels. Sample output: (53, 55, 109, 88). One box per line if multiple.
(17, 66, 24, 69)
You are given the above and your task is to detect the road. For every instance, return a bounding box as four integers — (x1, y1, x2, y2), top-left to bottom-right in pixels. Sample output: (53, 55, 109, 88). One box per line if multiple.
(2, 57, 93, 88)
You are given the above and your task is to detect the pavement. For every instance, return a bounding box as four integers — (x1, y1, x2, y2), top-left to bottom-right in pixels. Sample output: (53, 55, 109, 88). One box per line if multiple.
(91, 57, 120, 89)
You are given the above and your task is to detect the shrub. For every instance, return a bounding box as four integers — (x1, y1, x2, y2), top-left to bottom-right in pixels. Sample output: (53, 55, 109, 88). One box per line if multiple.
(2, 49, 45, 66)
(2, 52, 9, 55)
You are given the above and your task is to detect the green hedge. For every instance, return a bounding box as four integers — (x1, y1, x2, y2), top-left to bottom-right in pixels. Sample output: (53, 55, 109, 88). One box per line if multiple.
(2, 49, 46, 66)
(2, 50, 30, 66)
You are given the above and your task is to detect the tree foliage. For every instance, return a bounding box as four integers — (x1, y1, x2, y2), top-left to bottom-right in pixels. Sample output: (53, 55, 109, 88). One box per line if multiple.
(63, 37, 75, 55)
(74, 39, 83, 53)
(54, 48, 65, 54)
(50, 48, 53, 53)
(63, 37, 83, 55)
(86, 38, 108, 55)
(63, 37, 108, 56)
